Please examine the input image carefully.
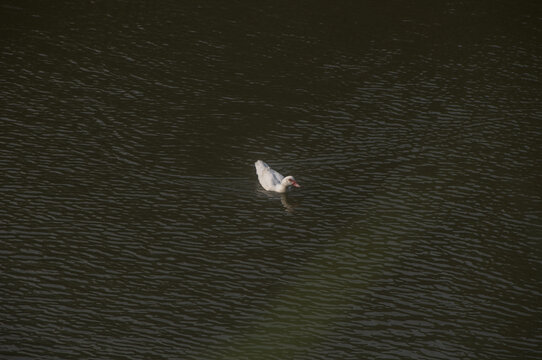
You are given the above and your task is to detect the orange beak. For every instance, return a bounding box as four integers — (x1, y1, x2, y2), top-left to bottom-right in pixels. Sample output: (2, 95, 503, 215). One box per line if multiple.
(291, 181, 300, 188)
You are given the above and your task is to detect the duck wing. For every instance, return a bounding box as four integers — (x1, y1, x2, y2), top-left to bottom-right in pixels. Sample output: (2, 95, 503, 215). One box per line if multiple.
(255, 160, 284, 191)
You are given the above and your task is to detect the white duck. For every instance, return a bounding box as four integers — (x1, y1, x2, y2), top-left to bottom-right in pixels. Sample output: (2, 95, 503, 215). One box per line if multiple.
(255, 160, 300, 193)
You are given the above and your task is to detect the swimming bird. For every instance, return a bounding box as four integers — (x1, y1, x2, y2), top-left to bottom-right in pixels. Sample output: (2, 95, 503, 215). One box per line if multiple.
(255, 160, 300, 193)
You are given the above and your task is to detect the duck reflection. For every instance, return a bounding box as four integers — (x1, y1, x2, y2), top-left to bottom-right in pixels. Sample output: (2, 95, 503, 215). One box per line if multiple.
(281, 194, 300, 213)
(257, 189, 301, 213)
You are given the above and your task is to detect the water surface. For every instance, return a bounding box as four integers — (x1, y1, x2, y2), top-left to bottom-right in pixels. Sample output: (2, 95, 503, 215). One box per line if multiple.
(1, 1, 541, 359)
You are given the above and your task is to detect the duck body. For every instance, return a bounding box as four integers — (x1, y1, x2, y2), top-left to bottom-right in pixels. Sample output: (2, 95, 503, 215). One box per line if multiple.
(255, 160, 300, 193)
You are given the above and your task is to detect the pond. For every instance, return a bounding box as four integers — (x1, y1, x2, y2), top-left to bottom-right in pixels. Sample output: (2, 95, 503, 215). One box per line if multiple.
(1, 1, 540, 359)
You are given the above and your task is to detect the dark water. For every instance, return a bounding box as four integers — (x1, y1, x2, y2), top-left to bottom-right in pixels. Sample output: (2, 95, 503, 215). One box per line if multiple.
(2, 1, 541, 359)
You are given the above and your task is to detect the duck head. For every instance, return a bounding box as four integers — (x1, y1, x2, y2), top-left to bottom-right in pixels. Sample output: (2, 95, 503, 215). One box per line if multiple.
(282, 176, 300, 189)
